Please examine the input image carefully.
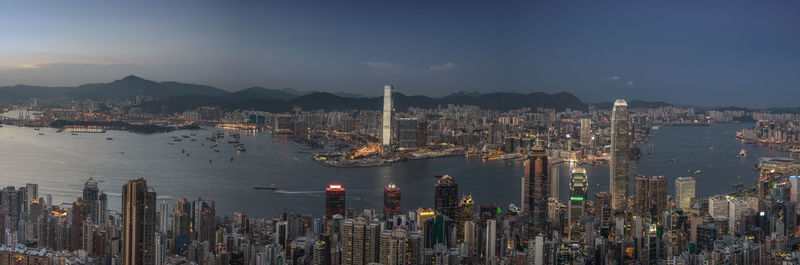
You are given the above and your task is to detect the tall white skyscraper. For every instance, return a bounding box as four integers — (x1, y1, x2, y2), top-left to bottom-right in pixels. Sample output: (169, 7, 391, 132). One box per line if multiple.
(485, 219, 496, 265)
(610, 99, 631, 211)
(675, 176, 696, 211)
(382, 85, 393, 147)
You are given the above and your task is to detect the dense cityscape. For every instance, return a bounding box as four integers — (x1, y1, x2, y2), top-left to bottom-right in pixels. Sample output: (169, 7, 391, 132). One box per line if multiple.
(1, 84, 800, 265)
(2, 1, 800, 265)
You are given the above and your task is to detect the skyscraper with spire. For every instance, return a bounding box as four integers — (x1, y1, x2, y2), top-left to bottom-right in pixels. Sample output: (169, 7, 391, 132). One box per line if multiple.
(610, 99, 631, 211)
(524, 144, 550, 237)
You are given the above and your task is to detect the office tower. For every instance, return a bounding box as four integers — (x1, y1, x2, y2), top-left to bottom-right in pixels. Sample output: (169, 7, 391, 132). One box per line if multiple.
(790, 175, 800, 202)
(27, 198, 42, 242)
(98, 192, 108, 226)
(71, 198, 87, 251)
(396, 118, 419, 149)
(595, 192, 612, 237)
(524, 144, 549, 237)
(569, 167, 588, 241)
(422, 214, 454, 248)
(457, 195, 474, 243)
(25, 183, 37, 209)
(325, 184, 346, 219)
(383, 183, 402, 219)
(579, 118, 592, 146)
(193, 198, 216, 246)
(550, 162, 559, 200)
(158, 200, 168, 234)
(122, 178, 156, 265)
(312, 235, 331, 265)
(417, 120, 428, 148)
(2, 186, 18, 232)
(382, 85, 393, 147)
(485, 219, 497, 265)
(434, 175, 458, 219)
(380, 227, 408, 265)
(675, 176, 696, 211)
(633, 176, 667, 217)
(83, 177, 99, 224)
(173, 198, 192, 254)
(610, 99, 631, 211)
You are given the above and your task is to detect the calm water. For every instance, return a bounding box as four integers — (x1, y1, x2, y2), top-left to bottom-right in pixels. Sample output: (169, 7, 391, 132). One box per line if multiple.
(0, 123, 789, 217)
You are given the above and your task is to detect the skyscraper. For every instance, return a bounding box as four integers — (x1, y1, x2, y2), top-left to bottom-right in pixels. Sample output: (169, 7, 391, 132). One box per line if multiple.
(569, 167, 588, 241)
(676, 176, 696, 211)
(325, 184, 346, 218)
(382, 85, 393, 147)
(379, 227, 408, 265)
(122, 178, 156, 265)
(791, 175, 800, 202)
(83, 177, 99, 224)
(524, 144, 550, 237)
(485, 219, 497, 265)
(457, 195, 474, 243)
(434, 175, 459, 220)
(610, 99, 631, 211)
(383, 183, 402, 219)
(633, 175, 667, 217)
(579, 118, 592, 146)
(340, 216, 379, 265)
(172, 198, 192, 254)
(396, 118, 419, 149)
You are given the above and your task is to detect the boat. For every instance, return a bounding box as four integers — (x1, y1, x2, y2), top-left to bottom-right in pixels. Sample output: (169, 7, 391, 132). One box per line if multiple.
(651, 126, 660, 130)
(254, 184, 278, 190)
(71, 132, 78, 136)
(38, 133, 44, 135)
(739, 149, 747, 157)
(732, 182, 744, 188)
(694, 170, 701, 175)
(106, 137, 113, 140)
(33, 127, 39, 131)
(238, 147, 246, 152)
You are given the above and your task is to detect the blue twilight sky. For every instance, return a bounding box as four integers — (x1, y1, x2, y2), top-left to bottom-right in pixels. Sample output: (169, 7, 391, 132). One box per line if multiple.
(0, 0, 798, 107)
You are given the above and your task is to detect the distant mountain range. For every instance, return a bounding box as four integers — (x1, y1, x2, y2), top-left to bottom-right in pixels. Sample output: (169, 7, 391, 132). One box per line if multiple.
(0, 75, 797, 113)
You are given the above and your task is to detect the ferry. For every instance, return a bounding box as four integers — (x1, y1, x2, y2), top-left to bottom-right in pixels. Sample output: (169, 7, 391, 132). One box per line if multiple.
(254, 184, 278, 190)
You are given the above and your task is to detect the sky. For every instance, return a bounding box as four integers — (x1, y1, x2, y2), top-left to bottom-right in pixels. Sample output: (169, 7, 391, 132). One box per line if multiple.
(0, 0, 798, 107)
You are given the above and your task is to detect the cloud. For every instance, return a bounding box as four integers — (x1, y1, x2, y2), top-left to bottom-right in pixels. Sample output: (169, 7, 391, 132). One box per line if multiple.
(627, 81, 634, 86)
(608, 75, 621, 81)
(361, 62, 403, 77)
(429, 62, 456, 71)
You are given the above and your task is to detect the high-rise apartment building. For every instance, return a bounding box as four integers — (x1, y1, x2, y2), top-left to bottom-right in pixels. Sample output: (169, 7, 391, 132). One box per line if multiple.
(122, 178, 156, 265)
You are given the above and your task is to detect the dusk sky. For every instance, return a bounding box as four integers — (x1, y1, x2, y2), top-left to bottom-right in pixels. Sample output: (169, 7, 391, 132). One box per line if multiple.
(1, 0, 798, 107)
